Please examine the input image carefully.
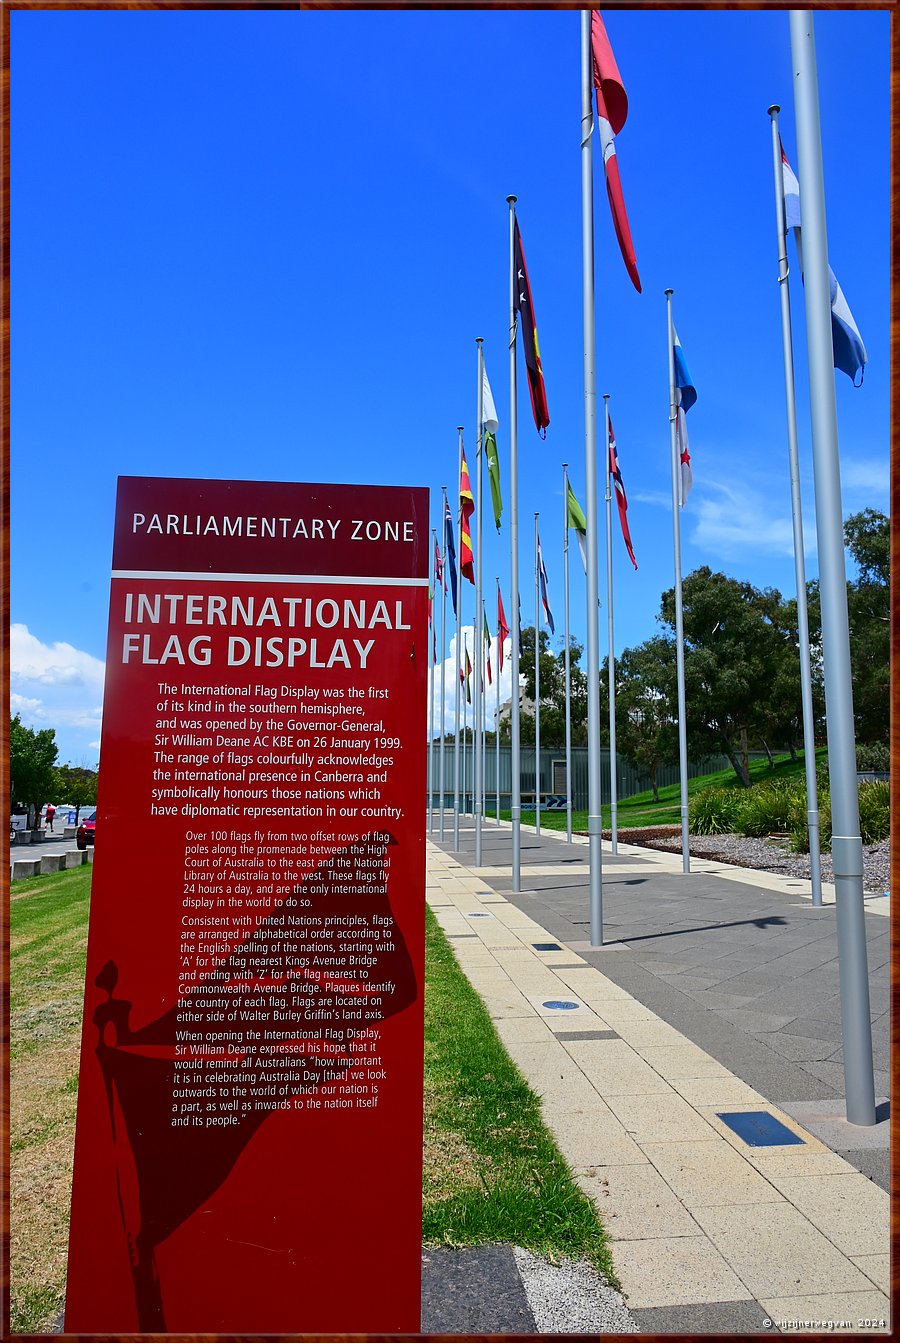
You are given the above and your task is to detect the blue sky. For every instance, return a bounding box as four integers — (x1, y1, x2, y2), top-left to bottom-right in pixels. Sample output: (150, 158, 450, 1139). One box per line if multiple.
(11, 7, 889, 766)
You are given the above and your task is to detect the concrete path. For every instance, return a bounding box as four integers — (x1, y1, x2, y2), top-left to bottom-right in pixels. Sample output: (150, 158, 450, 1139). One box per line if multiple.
(427, 816, 890, 1334)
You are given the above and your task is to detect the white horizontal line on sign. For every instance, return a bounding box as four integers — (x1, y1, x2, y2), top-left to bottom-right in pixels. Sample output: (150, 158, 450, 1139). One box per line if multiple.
(111, 570, 430, 586)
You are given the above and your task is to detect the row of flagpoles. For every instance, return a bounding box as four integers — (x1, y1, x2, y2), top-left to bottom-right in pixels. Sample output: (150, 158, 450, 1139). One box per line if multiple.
(424, 10, 875, 1124)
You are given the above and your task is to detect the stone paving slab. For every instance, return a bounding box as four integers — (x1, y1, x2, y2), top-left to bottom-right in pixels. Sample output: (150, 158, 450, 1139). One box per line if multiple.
(425, 822, 891, 1331)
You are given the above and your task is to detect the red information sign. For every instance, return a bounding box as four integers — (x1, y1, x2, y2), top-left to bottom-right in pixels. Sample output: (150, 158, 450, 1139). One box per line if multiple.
(66, 477, 428, 1333)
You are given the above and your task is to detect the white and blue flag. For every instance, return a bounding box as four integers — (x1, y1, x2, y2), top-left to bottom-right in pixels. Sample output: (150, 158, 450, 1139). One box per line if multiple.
(673, 330, 696, 506)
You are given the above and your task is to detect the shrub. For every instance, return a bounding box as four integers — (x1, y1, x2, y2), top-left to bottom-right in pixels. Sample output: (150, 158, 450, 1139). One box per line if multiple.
(857, 779, 890, 845)
(689, 786, 743, 835)
(856, 742, 890, 775)
(737, 780, 797, 837)
(788, 787, 832, 853)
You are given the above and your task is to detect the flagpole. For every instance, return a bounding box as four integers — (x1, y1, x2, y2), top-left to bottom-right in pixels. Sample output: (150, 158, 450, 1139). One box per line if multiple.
(603, 396, 619, 855)
(496, 577, 501, 823)
(534, 514, 542, 836)
(789, 9, 874, 1125)
(440, 488, 449, 841)
(453, 428, 464, 851)
(665, 291, 691, 874)
(474, 339, 485, 866)
(507, 195, 522, 893)
(767, 104, 823, 909)
(428, 526, 437, 835)
(562, 465, 573, 845)
(581, 13, 604, 944)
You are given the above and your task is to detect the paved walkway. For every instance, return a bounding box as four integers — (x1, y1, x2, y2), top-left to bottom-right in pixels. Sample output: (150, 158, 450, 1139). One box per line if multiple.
(427, 815, 890, 1334)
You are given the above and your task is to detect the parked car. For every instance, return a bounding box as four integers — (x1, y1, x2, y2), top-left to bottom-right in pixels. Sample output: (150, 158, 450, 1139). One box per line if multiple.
(76, 811, 96, 850)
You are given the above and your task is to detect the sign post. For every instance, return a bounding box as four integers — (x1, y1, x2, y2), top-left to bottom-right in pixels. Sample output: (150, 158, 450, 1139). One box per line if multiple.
(66, 476, 428, 1333)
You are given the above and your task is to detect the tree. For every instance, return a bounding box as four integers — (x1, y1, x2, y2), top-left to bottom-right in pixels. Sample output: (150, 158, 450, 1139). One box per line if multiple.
(659, 568, 801, 787)
(843, 509, 889, 744)
(614, 637, 679, 801)
(517, 626, 588, 747)
(10, 715, 59, 828)
(55, 764, 99, 824)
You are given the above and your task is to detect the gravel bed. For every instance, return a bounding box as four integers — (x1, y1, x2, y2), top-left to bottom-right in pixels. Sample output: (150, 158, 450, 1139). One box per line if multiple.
(513, 1247, 637, 1333)
(618, 827, 890, 896)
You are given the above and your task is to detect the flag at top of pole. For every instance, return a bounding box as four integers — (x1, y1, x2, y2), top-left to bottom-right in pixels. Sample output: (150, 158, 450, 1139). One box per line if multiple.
(780, 140, 867, 385)
(482, 362, 503, 531)
(608, 419, 638, 569)
(590, 11, 641, 293)
(483, 610, 493, 686)
(537, 536, 555, 635)
(459, 446, 475, 584)
(673, 331, 697, 506)
(513, 220, 550, 435)
(497, 586, 509, 672)
(566, 481, 588, 574)
(443, 495, 459, 614)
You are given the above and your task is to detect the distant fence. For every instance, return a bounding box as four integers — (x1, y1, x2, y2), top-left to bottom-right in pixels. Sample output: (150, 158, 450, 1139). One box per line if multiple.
(426, 744, 765, 813)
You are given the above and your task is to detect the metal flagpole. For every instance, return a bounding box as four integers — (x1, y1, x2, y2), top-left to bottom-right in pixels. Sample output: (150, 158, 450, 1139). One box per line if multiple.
(439, 489, 449, 841)
(562, 465, 573, 845)
(428, 525, 437, 835)
(580, 13, 603, 944)
(789, 8, 875, 1125)
(453, 429, 464, 851)
(534, 514, 541, 836)
(474, 339, 485, 866)
(767, 103, 823, 908)
(603, 396, 619, 855)
(496, 578, 501, 823)
(665, 290, 691, 875)
(461, 633, 467, 816)
(507, 195, 522, 892)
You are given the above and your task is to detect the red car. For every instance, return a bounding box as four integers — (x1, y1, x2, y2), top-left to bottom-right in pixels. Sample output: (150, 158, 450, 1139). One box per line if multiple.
(76, 811, 96, 850)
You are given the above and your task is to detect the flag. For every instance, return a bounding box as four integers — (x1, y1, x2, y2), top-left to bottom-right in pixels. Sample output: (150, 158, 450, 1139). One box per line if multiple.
(460, 447, 475, 584)
(517, 595, 524, 656)
(780, 140, 867, 385)
(537, 536, 555, 635)
(428, 586, 437, 661)
(673, 330, 696, 506)
(434, 536, 445, 591)
(482, 363, 502, 531)
(443, 496, 458, 615)
(497, 588, 509, 672)
(590, 11, 641, 293)
(608, 420, 637, 569)
(483, 610, 493, 687)
(462, 649, 473, 705)
(565, 481, 588, 573)
(513, 219, 550, 434)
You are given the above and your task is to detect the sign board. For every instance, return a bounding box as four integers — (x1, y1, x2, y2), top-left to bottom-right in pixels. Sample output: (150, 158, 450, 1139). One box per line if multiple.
(66, 476, 428, 1333)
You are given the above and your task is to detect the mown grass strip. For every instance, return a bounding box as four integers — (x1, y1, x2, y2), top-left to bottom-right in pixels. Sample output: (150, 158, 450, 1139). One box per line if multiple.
(423, 905, 617, 1283)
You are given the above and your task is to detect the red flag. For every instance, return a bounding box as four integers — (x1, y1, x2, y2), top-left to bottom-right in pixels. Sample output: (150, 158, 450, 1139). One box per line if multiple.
(591, 12, 641, 293)
(497, 588, 509, 672)
(460, 447, 475, 584)
(512, 220, 550, 434)
(608, 417, 638, 569)
(434, 537, 445, 591)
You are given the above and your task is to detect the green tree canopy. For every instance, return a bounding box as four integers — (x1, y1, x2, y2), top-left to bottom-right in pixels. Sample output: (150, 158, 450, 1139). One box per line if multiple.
(10, 715, 59, 825)
(54, 764, 99, 824)
(613, 637, 679, 801)
(843, 508, 889, 743)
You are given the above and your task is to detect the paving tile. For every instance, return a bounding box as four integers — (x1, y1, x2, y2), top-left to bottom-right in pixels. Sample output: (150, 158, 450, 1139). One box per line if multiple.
(668, 1075, 767, 1108)
(627, 1300, 778, 1334)
(492, 1016, 556, 1046)
(691, 1202, 874, 1298)
(605, 1092, 719, 1144)
(639, 1044, 732, 1080)
(641, 1138, 786, 1208)
(770, 1173, 889, 1257)
(554, 1107, 648, 1168)
(611, 1235, 753, 1308)
(763, 1031, 842, 1062)
(576, 1162, 704, 1240)
(849, 1254, 890, 1296)
(611, 1018, 695, 1049)
(561, 1038, 674, 1096)
(757, 1290, 890, 1332)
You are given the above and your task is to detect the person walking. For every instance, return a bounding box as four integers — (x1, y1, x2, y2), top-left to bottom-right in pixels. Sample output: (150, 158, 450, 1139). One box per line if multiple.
(45, 803, 56, 833)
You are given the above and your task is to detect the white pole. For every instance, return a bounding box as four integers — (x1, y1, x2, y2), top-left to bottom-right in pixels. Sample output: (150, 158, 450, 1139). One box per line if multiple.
(789, 9, 874, 1124)
(439, 489, 448, 841)
(534, 513, 541, 836)
(581, 13, 604, 943)
(563, 464, 573, 845)
(665, 289, 691, 874)
(452, 428, 464, 851)
(507, 195, 522, 892)
(496, 578, 501, 823)
(428, 526, 437, 834)
(767, 104, 823, 908)
(474, 340, 485, 864)
(603, 396, 618, 855)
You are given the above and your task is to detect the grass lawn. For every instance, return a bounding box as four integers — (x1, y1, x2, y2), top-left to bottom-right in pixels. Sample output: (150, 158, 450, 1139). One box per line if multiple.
(504, 749, 828, 833)
(10, 868, 616, 1331)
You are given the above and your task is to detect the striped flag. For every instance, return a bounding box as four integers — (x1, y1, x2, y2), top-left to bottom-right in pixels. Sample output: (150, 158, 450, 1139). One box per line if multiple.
(608, 419, 637, 568)
(483, 363, 502, 531)
(497, 588, 509, 672)
(780, 140, 867, 385)
(460, 446, 475, 584)
(537, 536, 555, 635)
(591, 11, 641, 293)
(673, 330, 696, 506)
(462, 649, 473, 705)
(566, 481, 588, 573)
(434, 536, 445, 591)
(443, 495, 458, 615)
(484, 610, 493, 687)
(513, 219, 550, 434)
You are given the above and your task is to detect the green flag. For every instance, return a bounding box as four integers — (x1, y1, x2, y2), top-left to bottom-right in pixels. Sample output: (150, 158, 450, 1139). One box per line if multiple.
(566, 481, 587, 573)
(482, 362, 502, 530)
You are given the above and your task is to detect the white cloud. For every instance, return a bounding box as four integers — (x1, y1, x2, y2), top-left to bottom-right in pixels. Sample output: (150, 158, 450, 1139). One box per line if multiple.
(11, 624, 105, 689)
(839, 456, 889, 502)
(687, 478, 816, 562)
(427, 622, 521, 736)
(10, 625, 105, 763)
